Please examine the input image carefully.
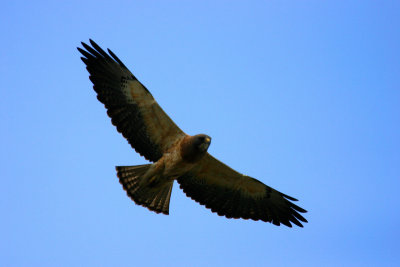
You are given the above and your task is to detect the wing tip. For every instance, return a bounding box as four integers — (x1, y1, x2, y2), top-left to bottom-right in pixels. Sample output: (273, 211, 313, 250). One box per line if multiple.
(179, 183, 307, 228)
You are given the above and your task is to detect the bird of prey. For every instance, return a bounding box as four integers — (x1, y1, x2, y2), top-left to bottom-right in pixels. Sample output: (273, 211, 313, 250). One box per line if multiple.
(78, 39, 307, 227)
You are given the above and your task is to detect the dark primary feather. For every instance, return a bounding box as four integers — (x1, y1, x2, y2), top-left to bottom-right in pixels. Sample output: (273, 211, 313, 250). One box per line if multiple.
(177, 153, 308, 228)
(178, 173, 307, 227)
(77, 40, 165, 162)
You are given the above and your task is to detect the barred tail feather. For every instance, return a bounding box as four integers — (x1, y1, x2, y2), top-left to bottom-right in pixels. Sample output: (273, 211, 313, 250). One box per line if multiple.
(116, 164, 173, 215)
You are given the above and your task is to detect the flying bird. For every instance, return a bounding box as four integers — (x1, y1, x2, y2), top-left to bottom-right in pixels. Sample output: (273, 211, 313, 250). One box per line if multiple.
(78, 39, 307, 227)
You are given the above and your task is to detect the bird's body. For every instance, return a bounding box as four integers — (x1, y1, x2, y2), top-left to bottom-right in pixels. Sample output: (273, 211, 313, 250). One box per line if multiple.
(78, 40, 308, 227)
(140, 134, 211, 183)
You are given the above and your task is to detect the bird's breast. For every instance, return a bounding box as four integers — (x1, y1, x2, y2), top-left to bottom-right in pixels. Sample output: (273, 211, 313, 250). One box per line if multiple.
(159, 148, 196, 178)
(179, 135, 207, 163)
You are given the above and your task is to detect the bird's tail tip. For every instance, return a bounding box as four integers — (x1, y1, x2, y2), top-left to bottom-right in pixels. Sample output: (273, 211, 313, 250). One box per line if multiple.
(116, 164, 174, 215)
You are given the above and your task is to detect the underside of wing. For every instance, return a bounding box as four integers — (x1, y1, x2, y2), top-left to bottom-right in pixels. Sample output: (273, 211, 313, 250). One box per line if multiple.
(177, 155, 308, 227)
(78, 39, 186, 162)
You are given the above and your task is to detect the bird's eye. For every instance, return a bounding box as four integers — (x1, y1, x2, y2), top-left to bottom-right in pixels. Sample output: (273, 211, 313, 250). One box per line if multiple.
(199, 136, 205, 142)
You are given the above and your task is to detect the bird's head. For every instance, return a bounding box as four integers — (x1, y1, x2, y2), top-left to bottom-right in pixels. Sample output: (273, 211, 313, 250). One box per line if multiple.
(193, 134, 212, 152)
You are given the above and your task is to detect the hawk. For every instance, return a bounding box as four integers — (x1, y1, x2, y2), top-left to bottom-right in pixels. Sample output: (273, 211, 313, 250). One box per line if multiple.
(78, 40, 307, 227)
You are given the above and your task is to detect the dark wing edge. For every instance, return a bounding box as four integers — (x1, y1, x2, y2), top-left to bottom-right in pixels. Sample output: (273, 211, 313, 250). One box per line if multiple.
(77, 39, 184, 162)
(177, 157, 307, 227)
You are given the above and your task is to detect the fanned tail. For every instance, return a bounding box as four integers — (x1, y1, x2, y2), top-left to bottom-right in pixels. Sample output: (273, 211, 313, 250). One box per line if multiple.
(116, 164, 174, 215)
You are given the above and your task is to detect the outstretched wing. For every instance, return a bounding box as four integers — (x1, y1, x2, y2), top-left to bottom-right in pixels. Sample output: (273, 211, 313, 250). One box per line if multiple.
(177, 154, 307, 227)
(78, 40, 186, 162)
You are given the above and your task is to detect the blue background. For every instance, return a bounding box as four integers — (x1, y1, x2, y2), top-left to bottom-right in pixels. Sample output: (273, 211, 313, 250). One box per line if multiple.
(1, 1, 399, 266)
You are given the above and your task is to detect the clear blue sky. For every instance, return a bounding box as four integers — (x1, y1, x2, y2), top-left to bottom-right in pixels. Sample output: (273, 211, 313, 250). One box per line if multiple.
(1, 1, 399, 266)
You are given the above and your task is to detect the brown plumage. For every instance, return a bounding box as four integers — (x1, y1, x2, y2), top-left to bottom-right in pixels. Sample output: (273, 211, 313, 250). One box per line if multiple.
(78, 39, 308, 227)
